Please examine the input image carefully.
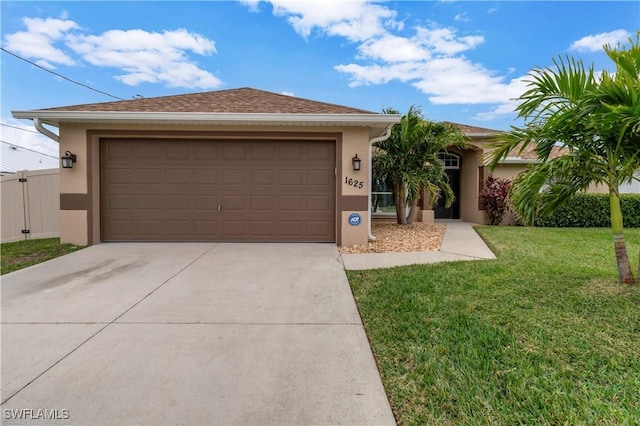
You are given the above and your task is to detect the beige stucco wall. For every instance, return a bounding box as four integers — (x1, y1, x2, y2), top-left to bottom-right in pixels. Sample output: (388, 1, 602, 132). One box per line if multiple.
(457, 147, 484, 224)
(57, 122, 375, 246)
(59, 126, 89, 194)
(60, 210, 88, 245)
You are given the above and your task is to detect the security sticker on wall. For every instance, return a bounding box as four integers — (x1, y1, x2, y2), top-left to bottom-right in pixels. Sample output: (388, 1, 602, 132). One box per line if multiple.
(348, 213, 361, 226)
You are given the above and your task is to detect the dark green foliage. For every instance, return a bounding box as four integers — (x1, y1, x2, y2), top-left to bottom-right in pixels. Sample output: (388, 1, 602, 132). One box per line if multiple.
(534, 193, 640, 228)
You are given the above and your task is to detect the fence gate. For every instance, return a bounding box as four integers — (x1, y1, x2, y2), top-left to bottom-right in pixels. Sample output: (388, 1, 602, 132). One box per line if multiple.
(1, 169, 59, 243)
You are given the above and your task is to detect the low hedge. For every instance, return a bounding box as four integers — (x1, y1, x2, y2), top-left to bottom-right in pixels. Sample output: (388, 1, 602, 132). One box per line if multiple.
(534, 193, 640, 228)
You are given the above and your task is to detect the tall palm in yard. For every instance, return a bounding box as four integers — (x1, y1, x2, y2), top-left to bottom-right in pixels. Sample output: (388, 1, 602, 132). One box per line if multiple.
(374, 106, 465, 224)
(488, 35, 640, 284)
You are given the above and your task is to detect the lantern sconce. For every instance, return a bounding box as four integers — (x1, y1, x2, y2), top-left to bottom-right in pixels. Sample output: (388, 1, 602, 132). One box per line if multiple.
(61, 151, 77, 169)
(352, 154, 361, 171)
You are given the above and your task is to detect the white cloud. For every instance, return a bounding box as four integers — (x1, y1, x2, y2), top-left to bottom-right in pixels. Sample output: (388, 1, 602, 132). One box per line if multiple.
(570, 29, 630, 53)
(414, 27, 484, 56)
(66, 28, 221, 89)
(281, 91, 296, 96)
(245, 1, 521, 119)
(3, 17, 222, 89)
(259, 0, 398, 42)
(3, 17, 78, 68)
(454, 12, 471, 23)
(358, 34, 430, 63)
(1, 118, 60, 157)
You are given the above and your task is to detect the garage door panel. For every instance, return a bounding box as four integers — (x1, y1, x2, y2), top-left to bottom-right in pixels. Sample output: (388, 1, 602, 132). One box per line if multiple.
(222, 169, 246, 185)
(278, 195, 303, 210)
(165, 221, 192, 235)
(307, 170, 332, 186)
(137, 221, 163, 236)
(167, 195, 191, 210)
(307, 196, 332, 211)
(194, 220, 218, 235)
(251, 195, 276, 210)
(194, 195, 219, 210)
(105, 168, 132, 184)
(250, 143, 276, 160)
(278, 170, 304, 185)
(135, 142, 163, 159)
(250, 221, 275, 237)
(220, 220, 246, 237)
(104, 143, 131, 159)
(278, 144, 303, 160)
(307, 221, 333, 237)
(194, 169, 218, 184)
(101, 139, 335, 242)
(278, 221, 303, 237)
(250, 169, 275, 185)
(136, 195, 163, 210)
(221, 194, 247, 210)
(136, 169, 163, 184)
(166, 169, 192, 184)
(194, 143, 219, 160)
(222, 144, 246, 160)
(306, 143, 333, 160)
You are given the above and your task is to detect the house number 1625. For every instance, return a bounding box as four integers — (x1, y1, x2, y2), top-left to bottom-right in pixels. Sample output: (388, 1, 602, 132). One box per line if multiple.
(345, 177, 364, 189)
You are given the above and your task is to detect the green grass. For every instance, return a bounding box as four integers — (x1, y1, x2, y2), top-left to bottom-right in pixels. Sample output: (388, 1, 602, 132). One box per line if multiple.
(1, 238, 84, 275)
(348, 227, 640, 425)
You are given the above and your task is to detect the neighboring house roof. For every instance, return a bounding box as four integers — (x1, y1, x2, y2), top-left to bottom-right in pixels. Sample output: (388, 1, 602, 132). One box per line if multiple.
(1, 141, 58, 174)
(12, 87, 400, 138)
(445, 122, 500, 136)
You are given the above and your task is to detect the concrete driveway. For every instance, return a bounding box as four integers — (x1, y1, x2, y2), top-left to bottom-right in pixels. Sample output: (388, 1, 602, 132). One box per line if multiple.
(1, 243, 395, 425)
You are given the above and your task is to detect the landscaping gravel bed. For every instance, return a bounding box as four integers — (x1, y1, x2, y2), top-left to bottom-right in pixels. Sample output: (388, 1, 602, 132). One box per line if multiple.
(339, 222, 446, 254)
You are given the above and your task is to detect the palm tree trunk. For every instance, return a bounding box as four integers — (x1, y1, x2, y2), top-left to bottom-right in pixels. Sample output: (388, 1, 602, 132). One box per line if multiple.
(395, 182, 407, 225)
(407, 199, 420, 224)
(609, 189, 635, 284)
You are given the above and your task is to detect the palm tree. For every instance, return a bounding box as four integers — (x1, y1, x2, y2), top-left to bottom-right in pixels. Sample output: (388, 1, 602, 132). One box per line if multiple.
(488, 35, 640, 284)
(374, 106, 465, 224)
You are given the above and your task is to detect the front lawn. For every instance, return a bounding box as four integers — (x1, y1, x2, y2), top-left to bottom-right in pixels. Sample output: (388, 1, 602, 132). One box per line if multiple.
(348, 227, 640, 425)
(1, 238, 84, 275)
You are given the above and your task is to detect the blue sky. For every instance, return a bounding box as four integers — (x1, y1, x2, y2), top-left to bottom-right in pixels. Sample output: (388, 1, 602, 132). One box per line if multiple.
(1, 1, 638, 156)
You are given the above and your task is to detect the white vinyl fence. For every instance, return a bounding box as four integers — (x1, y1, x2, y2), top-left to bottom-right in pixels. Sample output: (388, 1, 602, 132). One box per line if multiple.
(1, 169, 59, 243)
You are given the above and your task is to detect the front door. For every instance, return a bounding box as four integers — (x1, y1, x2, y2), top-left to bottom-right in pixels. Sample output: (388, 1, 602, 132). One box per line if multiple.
(434, 161, 461, 219)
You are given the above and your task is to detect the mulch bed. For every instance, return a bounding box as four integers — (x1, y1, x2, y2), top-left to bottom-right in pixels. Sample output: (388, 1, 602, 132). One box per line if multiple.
(339, 222, 446, 254)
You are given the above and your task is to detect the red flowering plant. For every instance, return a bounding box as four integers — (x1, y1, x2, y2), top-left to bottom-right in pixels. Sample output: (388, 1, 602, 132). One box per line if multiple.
(479, 176, 512, 225)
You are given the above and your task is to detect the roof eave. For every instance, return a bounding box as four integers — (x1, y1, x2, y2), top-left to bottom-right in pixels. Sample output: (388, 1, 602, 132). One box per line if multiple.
(12, 111, 401, 128)
(498, 158, 539, 164)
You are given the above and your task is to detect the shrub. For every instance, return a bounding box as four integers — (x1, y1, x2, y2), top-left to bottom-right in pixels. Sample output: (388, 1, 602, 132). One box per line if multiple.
(535, 193, 640, 228)
(480, 176, 512, 225)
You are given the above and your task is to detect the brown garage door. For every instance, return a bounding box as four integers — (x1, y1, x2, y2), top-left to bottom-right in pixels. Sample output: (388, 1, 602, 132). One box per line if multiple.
(101, 138, 335, 242)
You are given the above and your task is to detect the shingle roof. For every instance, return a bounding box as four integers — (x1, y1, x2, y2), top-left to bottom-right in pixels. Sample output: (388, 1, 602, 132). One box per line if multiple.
(39, 87, 378, 114)
(445, 122, 499, 135)
(517, 143, 568, 160)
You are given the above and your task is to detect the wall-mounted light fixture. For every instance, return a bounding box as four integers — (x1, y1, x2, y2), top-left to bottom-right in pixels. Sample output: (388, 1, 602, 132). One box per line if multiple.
(61, 151, 77, 169)
(352, 154, 361, 171)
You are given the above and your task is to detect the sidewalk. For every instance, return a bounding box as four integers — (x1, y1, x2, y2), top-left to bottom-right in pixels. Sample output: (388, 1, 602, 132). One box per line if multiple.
(340, 221, 496, 270)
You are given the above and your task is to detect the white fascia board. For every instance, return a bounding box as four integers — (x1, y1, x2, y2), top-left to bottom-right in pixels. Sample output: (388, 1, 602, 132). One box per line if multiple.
(498, 158, 539, 164)
(465, 132, 499, 138)
(12, 111, 401, 128)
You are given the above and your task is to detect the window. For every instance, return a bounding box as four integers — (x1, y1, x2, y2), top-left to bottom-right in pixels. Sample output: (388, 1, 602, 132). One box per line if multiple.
(438, 152, 460, 169)
(372, 175, 395, 214)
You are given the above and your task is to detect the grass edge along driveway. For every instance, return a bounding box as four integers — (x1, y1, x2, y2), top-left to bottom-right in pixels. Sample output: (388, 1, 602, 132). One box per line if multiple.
(1, 238, 84, 275)
(348, 226, 640, 426)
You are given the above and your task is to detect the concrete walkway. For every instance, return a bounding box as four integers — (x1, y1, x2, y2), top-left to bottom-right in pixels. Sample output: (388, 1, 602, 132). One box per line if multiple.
(340, 221, 496, 270)
(1, 243, 395, 425)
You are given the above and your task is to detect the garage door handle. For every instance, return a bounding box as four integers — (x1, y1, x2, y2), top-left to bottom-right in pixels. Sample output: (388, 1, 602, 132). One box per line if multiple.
(218, 205, 221, 212)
